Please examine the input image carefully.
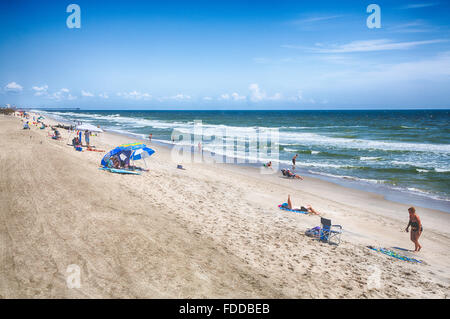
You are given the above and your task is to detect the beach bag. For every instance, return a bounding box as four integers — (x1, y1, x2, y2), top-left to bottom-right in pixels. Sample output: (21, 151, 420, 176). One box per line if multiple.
(305, 226, 321, 238)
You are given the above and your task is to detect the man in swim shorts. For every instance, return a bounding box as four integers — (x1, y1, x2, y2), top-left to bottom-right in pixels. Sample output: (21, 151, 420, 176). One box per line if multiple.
(292, 154, 298, 169)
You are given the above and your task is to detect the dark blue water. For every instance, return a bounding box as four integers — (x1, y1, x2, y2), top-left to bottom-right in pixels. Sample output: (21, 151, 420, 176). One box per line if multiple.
(39, 109, 450, 211)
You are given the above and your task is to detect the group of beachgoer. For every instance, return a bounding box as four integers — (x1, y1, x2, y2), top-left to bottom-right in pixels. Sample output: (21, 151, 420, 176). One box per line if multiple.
(285, 195, 423, 251)
(264, 154, 304, 179)
(107, 154, 130, 169)
(286, 196, 423, 252)
(20, 113, 424, 253)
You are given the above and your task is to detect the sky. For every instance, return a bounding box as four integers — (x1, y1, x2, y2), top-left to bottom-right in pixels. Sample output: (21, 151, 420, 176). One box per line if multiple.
(0, 0, 449, 109)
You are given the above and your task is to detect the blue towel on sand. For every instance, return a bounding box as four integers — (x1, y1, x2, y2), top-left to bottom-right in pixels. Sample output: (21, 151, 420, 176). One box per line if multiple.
(367, 246, 422, 263)
(278, 203, 308, 214)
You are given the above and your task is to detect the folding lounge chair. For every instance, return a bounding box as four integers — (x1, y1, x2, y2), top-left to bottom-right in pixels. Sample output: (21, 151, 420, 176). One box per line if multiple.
(317, 217, 342, 245)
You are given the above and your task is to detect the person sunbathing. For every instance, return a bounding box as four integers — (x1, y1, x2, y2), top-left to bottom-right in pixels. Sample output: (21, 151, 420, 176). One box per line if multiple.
(286, 169, 303, 180)
(286, 194, 320, 215)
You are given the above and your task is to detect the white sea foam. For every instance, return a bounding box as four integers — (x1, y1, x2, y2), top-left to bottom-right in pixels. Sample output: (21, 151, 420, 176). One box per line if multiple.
(360, 156, 381, 161)
(43, 110, 450, 154)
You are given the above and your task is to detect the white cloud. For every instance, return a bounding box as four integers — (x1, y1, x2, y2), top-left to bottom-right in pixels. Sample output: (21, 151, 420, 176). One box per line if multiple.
(363, 51, 450, 80)
(401, 3, 439, 9)
(117, 91, 152, 100)
(291, 15, 343, 24)
(388, 20, 436, 33)
(4, 82, 23, 92)
(218, 92, 246, 101)
(248, 83, 281, 102)
(287, 90, 319, 104)
(203, 96, 213, 101)
(81, 90, 94, 97)
(164, 93, 191, 101)
(32, 85, 48, 96)
(99, 93, 109, 99)
(268, 93, 282, 101)
(49, 88, 76, 101)
(32, 85, 48, 92)
(283, 39, 447, 53)
(249, 83, 264, 102)
(231, 92, 246, 101)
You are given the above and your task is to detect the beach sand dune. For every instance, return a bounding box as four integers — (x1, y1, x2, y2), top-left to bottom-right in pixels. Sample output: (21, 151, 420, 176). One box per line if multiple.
(0, 115, 449, 298)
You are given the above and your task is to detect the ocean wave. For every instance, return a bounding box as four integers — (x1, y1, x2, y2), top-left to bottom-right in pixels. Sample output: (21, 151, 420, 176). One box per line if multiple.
(309, 171, 385, 184)
(391, 160, 450, 172)
(42, 110, 450, 154)
(360, 156, 382, 161)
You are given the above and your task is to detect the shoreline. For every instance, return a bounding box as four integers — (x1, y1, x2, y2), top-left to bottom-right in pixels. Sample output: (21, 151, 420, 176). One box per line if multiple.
(1, 113, 449, 298)
(39, 110, 450, 214)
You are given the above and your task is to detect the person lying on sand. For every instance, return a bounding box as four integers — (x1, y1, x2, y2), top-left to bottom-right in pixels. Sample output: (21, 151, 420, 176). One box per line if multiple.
(405, 206, 423, 252)
(287, 195, 320, 215)
(286, 169, 303, 180)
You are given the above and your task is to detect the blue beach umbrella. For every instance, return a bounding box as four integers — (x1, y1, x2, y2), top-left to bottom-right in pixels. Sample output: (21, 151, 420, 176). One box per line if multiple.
(130, 146, 155, 160)
(101, 142, 155, 167)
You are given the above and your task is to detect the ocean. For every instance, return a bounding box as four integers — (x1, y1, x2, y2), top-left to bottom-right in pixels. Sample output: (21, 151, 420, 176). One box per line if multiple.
(37, 109, 450, 212)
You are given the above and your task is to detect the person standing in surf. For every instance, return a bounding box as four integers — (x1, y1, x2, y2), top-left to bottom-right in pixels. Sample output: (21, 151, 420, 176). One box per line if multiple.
(405, 207, 423, 252)
(292, 154, 298, 170)
(148, 133, 152, 142)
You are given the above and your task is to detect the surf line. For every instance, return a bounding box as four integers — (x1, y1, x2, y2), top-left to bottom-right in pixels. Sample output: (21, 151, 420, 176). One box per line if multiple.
(179, 303, 214, 316)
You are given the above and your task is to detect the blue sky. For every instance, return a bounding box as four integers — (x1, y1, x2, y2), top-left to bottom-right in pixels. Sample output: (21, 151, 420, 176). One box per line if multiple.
(0, 0, 449, 109)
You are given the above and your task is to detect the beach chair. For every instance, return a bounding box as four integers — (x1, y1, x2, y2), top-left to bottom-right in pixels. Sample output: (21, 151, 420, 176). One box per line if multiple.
(317, 217, 342, 246)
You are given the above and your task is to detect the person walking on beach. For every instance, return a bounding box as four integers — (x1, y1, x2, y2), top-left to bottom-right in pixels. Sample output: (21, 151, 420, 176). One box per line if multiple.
(292, 154, 298, 169)
(405, 207, 423, 252)
(148, 133, 152, 142)
(198, 142, 202, 153)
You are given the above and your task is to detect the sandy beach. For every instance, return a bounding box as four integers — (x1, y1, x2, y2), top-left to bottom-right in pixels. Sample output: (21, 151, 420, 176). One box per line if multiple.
(1, 113, 449, 298)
